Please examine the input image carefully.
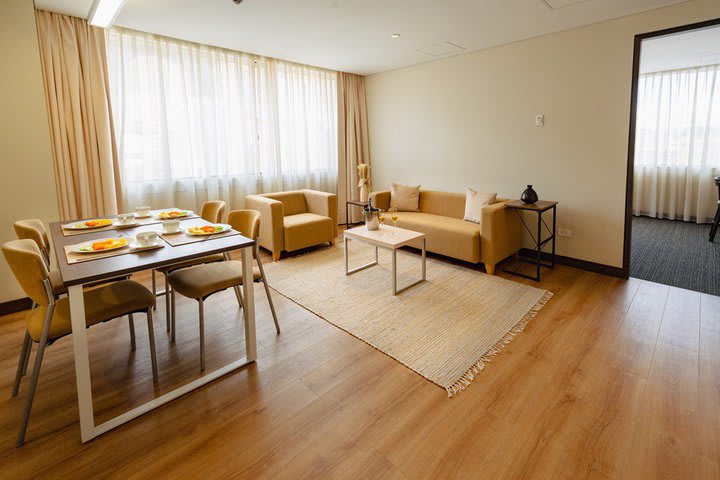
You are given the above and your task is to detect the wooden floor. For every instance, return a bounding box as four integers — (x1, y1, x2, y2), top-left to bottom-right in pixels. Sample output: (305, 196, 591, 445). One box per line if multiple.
(0, 244, 718, 479)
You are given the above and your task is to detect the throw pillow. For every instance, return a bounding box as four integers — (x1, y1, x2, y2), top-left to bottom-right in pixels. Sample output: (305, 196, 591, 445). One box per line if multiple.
(390, 183, 421, 211)
(463, 188, 497, 223)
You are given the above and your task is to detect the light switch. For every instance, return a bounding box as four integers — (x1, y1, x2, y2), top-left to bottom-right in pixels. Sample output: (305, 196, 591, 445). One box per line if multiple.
(535, 114, 544, 126)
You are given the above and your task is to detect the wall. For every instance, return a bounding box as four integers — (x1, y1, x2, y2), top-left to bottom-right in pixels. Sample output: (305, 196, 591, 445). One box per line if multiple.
(365, 0, 720, 268)
(0, 0, 59, 303)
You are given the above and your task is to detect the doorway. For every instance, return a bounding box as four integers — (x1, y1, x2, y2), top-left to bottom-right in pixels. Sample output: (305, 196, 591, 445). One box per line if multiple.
(624, 18, 720, 296)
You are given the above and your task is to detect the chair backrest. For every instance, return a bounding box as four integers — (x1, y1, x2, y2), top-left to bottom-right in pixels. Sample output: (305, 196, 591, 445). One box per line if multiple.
(14, 219, 50, 256)
(260, 191, 307, 216)
(2, 239, 51, 306)
(227, 209, 261, 240)
(201, 200, 226, 223)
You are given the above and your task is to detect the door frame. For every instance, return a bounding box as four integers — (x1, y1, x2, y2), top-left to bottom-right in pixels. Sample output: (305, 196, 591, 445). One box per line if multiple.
(622, 17, 720, 278)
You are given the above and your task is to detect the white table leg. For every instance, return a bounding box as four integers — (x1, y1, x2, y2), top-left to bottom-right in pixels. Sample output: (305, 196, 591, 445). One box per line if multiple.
(241, 246, 257, 362)
(392, 249, 397, 295)
(68, 284, 95, 443)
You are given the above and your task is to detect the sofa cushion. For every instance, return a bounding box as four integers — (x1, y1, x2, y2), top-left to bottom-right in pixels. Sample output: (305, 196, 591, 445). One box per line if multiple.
(392, 212, 482, 263)
(390, 183, 421, 211)
(263, 191, 308, 216)
(418, 190, 466, 218)
(283, 213, 334, 252)
(463, 188, 497, 224)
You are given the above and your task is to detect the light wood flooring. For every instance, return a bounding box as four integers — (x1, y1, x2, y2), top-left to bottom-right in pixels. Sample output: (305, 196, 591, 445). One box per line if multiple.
(0, 243, 718, 479)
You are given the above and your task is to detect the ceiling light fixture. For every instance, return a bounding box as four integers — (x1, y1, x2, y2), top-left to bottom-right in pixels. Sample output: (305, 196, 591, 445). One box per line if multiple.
(88, 0, 126, 28)
(390, 33, 400, 38)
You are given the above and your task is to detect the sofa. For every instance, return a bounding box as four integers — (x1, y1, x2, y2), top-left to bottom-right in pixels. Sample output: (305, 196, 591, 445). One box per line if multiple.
(245, 190, 337, 261)
(369, 190, 522, 274)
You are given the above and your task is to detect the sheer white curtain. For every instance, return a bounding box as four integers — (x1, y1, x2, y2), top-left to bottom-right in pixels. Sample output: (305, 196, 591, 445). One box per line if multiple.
(105, 28, 337, 213)
(633, 64, 720, 223)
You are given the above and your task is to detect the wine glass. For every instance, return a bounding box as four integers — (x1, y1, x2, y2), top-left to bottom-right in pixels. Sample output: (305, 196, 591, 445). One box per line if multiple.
(378, 212, 386, 230)
(391, 212, 399, 233)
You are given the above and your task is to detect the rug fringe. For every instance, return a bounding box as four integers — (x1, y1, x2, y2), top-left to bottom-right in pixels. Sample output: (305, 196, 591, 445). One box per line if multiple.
(446, 290, 554, 397)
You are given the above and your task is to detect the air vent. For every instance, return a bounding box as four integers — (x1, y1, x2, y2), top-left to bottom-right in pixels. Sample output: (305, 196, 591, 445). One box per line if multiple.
(417, 42, 466, 57)
(544, 0, 590, 8)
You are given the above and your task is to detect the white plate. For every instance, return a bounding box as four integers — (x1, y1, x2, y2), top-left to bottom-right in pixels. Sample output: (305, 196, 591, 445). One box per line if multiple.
(156, 210, 193, 220)
(62, 219, 114, 230)
(184, 224, 231, 236)
(113, 221, 140, 228)
(129, 239, 165, 252)
(70, 238, 129, 254)
(135, 213, 152, 219)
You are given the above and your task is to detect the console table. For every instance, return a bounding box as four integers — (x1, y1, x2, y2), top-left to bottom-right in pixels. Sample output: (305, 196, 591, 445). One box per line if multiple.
(503, 200, 557, 281)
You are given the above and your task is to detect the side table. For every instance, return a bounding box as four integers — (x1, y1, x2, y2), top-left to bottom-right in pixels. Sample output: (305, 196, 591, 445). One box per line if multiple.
(503, 199, 557, 281)
(342, 200, 369, 227)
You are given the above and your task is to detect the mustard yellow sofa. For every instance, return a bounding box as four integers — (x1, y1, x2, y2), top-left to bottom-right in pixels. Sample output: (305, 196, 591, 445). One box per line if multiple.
(245, 190, 337, 261)
(369, 190, 522, 274)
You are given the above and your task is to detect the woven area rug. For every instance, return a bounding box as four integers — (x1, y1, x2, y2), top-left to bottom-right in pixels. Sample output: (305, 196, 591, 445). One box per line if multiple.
(264, 243, 552, 396)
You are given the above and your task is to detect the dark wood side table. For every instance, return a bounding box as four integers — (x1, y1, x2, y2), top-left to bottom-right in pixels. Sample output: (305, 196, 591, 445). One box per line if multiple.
(342, 200, 369, 227)
(503, 199, 558, 281)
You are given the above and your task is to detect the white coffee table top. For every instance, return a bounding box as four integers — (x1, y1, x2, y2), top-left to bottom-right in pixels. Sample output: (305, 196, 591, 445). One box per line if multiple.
(344, 225, 425, 249)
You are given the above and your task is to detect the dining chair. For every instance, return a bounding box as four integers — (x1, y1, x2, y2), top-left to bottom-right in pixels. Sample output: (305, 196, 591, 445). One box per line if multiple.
(14, 219, 66, 296)
(166, 209, 280, 370)
(151, 200, 227, 328)
(2, 239, 159, 446)
(201, 200, 226, 223)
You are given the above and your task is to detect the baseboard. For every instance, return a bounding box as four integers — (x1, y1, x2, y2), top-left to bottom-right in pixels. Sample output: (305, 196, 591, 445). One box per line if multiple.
(519, 249, 625, 279)
(0, 297, 33, 316)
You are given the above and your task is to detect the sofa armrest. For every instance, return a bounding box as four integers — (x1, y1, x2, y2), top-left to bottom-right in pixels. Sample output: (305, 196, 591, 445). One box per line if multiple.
(480, 201, 523, 266)
(245, 195, 285, 253)
(303, 189, 338, 236)
(369, 190, 391, 211)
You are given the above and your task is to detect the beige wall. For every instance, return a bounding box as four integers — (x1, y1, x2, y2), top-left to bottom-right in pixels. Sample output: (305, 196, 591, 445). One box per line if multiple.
(365, 0, 720, 268)
(0, 0, 58, 303)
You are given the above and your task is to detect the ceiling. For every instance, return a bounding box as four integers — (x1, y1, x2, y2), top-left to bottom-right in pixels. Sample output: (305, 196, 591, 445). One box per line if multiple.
(641, 25, 720, 73)
(35, 0, 687, 75)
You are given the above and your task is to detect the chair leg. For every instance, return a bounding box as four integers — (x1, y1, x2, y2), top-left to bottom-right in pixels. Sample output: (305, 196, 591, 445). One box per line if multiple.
(171, 289, 177, 343)
(233, 285, 244, 309)
(151, 270, 157, 308)
(17, 304, 54, 447)
(146, 308, 159, 384)
(12, 332, 32, 397)
(21, 302, 38, 377)
(710, 207, 720, 242)
(128, 314, 136, 351)
(164, 274, 171, 333)
(255, 248, 280, 334)
(198, 298, 205, 371)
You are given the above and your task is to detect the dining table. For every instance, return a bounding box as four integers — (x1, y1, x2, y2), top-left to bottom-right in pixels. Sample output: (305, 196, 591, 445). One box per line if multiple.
(49, 210, 257, 443)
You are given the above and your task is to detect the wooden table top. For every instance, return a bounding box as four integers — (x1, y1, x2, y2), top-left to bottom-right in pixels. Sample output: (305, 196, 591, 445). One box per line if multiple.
(504, 199, 558, 212)
(344, 225, 425, 249)
(50, 217, 254, 287)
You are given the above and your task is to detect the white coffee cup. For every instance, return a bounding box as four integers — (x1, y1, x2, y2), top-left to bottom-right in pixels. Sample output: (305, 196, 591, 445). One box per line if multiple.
(162, 219, 181, 234)
(135, 206, 151, 217)
(136, 231, 159, 247)
(117, 213, 135, 225)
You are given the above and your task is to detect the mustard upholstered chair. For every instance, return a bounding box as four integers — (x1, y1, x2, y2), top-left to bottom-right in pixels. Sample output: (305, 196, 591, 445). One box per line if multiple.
(200, 200, 226, 223)
(245, 190, 337, 261)
(167, 209, 279, 370)
(151, 200, 227, 329)
(2, 239, 159, 446)
(14, 219, 66, 296)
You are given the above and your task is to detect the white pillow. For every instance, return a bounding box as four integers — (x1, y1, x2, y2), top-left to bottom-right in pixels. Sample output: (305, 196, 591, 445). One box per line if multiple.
(463, 188, 497, 223)
(390, 183, 421, 211)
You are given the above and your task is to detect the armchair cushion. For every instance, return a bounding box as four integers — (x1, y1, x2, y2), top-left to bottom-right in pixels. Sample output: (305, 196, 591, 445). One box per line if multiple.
(263, 191, 308, 216)
(284, 213, 335, 252)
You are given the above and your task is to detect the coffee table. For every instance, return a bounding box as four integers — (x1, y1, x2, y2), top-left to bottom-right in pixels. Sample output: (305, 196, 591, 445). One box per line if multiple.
(343, 225, 427, 295)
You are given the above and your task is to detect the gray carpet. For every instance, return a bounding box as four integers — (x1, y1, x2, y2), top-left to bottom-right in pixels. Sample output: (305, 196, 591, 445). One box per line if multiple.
(631, 216, 720, 296)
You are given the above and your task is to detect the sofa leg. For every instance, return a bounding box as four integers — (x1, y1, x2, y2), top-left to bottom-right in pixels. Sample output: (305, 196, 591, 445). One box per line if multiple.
(272, 251, 281, 262)
(330, 238, 336, 246)
(484, 263, 495, 275)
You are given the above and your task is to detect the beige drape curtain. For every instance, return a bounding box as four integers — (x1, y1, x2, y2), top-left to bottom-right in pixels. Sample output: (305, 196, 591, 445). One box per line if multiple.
(35, 10, 122, 220)
(337, 72, 370, 224)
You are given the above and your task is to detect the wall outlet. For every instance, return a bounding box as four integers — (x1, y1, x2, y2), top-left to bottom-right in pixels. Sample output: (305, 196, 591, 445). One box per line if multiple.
(558, 227, 572, 238)
(535, 114, 544, 126)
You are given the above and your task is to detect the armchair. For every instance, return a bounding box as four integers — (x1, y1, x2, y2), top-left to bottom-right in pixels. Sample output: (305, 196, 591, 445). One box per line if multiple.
(245, 189, 337, 260)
